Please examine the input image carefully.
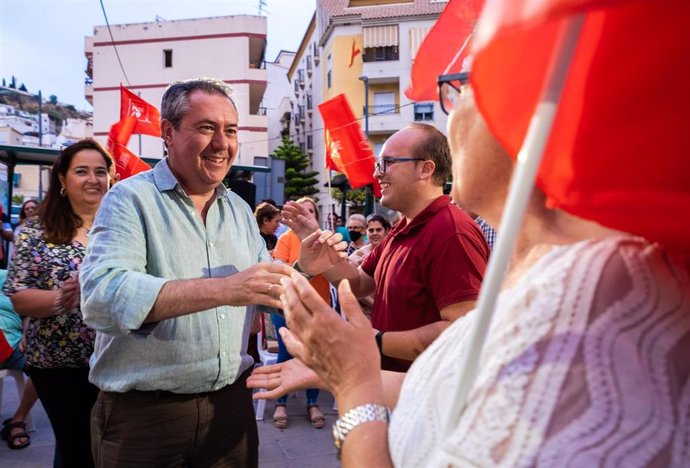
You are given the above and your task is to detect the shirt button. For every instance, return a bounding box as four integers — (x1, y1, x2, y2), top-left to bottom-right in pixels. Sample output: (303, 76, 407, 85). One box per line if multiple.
(209, 242, 215, 247)
(222, 351, 227, 357)
(220, 314, 225, 319)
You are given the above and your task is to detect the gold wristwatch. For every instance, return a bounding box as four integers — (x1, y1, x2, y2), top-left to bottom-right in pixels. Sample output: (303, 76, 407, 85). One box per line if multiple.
(332, 403, 391, 460)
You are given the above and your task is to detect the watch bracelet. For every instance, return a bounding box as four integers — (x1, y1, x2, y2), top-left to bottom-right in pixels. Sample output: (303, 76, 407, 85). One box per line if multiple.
(332, 403, 390, 460)
(293, 261, 314, 280)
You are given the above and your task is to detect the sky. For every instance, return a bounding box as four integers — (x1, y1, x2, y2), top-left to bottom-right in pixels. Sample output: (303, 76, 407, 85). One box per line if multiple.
(0, 0, 315, 111)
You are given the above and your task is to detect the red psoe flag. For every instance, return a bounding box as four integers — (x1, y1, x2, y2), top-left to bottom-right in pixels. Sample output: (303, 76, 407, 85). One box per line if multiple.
(324, 129, 346, 174)
(107, 116, 151, 180)
(319, 94, 380, 197)
(471, 0, 690, 252)
(120, 85, 161, 137)
(405, 0, 483, 101)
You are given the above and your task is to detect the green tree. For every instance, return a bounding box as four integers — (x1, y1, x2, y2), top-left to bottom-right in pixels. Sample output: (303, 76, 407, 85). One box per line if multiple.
(49, 95, 58, 105)
(271, 136, 319, 201)
(331, 187, 366, 212)
(18, 83, 27, 92)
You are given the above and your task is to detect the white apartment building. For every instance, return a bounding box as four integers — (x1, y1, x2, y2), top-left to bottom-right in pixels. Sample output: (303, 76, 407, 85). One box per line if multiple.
(0, 103, 57, 144)
(264, 50, 296, 156)
(85, 15, 268, 166)
(287, 0, 447, 216)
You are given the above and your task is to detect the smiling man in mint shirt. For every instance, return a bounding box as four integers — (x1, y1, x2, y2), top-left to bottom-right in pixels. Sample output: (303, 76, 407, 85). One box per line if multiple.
(81, 78, 292, 468)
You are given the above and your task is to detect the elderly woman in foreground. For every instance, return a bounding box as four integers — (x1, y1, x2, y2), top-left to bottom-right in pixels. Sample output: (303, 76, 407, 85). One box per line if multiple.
(248, 79, 690, 466)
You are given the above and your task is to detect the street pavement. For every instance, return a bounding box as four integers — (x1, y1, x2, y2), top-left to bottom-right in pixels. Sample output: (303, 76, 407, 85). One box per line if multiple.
(0, 378, 340, 468)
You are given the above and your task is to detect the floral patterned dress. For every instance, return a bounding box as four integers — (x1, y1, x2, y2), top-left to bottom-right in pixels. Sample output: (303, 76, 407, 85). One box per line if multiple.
(3, 218, 95, 369)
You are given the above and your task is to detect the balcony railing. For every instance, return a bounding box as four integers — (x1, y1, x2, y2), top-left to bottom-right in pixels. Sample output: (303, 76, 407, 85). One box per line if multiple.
(369, 104, 399, 115)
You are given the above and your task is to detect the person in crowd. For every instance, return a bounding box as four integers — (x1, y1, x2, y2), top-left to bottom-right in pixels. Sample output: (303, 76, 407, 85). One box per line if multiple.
(282, 123, 489, 372)
(0, 269, 38, 450)
(1, 208, 14, 268)
(80, 78, 292, 468)
(271, 196, 330, 429)
(326, 212, 350, 243)
(8, 199, 38, 260)
(261, 198, 288, 237)
(345, 213, 367, 255)
(348, 214, 392, 320)
(254, 201, 281, 253)
(3, 139, 112, 467)
(248, 72, 690, 466)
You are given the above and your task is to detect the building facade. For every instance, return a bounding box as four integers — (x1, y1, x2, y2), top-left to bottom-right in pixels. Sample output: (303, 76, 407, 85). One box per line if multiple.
(85, 15, 268, 166)
(287, 0, 447, 217)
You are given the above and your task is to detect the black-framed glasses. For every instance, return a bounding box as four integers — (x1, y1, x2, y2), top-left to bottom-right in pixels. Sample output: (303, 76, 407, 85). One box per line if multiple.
(374, 157, 425, 174)
(438, 72, 471, 115)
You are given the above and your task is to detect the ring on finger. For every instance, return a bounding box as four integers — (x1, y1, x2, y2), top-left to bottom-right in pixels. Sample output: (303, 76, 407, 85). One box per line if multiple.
(268, 283, 274, 294)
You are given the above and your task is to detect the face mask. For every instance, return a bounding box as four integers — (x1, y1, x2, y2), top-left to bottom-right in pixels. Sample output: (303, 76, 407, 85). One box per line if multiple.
(348, 230, 362, 242)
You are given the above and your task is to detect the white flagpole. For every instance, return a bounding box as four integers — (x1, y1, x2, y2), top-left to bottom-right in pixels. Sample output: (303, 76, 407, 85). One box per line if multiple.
(327, 169, 335, 230)
(440, 14, 586, 439)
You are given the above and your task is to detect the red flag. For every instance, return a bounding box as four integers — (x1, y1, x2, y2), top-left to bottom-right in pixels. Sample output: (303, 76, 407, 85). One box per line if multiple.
(471, 0, 690, 252)
(107, 116, 151, 180)
(120, 85, 161, 137)
(324, 129, 345, 173)
(318, 94, 380, 196)
(405, 0, 483, 101)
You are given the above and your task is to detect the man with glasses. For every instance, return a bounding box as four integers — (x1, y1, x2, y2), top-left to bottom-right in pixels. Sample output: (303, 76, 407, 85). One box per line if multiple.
(285, 123, 489, 372)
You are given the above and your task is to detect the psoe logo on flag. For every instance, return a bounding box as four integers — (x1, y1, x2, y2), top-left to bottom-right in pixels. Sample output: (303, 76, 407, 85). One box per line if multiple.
(128, 103, 151, 122)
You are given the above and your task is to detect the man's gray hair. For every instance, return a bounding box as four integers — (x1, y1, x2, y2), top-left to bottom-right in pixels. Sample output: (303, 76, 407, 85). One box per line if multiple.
(161, 77, 238, 129)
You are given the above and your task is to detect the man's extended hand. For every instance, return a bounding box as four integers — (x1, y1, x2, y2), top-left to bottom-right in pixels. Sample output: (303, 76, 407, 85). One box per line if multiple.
(222, 262, 293, 309)
(298, 229, 348, 276)
(282, 201, 320, 241)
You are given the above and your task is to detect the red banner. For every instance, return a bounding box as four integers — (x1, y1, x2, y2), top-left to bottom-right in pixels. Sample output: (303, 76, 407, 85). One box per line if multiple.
(120, 85, 161, 137)
(472, 0, 690, 252)
(107, 116, 151, 180)
(318, 94, 379, 196)
(405, 0, 483, 102)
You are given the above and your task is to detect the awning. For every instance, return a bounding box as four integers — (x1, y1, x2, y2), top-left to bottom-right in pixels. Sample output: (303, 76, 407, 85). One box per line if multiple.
(363, 25, 399, 48)
(409, 27, 431, 59)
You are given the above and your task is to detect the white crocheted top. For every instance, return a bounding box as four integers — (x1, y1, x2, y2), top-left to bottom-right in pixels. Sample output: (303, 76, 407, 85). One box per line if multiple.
(389, 237, 690, 467)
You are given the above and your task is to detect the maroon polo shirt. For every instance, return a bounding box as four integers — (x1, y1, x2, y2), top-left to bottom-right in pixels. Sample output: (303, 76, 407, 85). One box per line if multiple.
(361, 196, 489, 371)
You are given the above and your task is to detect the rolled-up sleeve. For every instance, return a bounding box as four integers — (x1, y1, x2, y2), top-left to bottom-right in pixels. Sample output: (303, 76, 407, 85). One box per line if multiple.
(81, 184, 167, 336)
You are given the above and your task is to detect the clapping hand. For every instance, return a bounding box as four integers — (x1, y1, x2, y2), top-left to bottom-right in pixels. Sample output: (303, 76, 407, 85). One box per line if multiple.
(278, 273, 380, 401)
(282, 201, 320, 240)
(247, 359, 323, 399)
(298, 229, 348, 276)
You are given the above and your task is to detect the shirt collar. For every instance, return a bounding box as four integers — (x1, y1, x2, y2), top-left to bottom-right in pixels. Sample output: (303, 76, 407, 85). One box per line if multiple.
(392, 195, 451, 236)
(153, 158, 227, 200)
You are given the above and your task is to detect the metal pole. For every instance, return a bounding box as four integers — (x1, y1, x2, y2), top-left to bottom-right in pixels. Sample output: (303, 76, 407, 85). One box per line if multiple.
(359, 76, 373, 215)
(137, 91, 143, 155)
(361, 77, 369, 135)
(38, 90, 43, 147)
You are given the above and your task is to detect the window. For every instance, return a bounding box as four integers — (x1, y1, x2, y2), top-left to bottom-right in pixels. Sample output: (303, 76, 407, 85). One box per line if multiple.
(414, 103, 434, 121)
(327, 54, 332, 88)
(307, 135, 313, 150)
(363, 46, 399, 62)
(306, 94, 313, 110)
(373, 92, 396, 114)
(163, 49, 173, 68)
